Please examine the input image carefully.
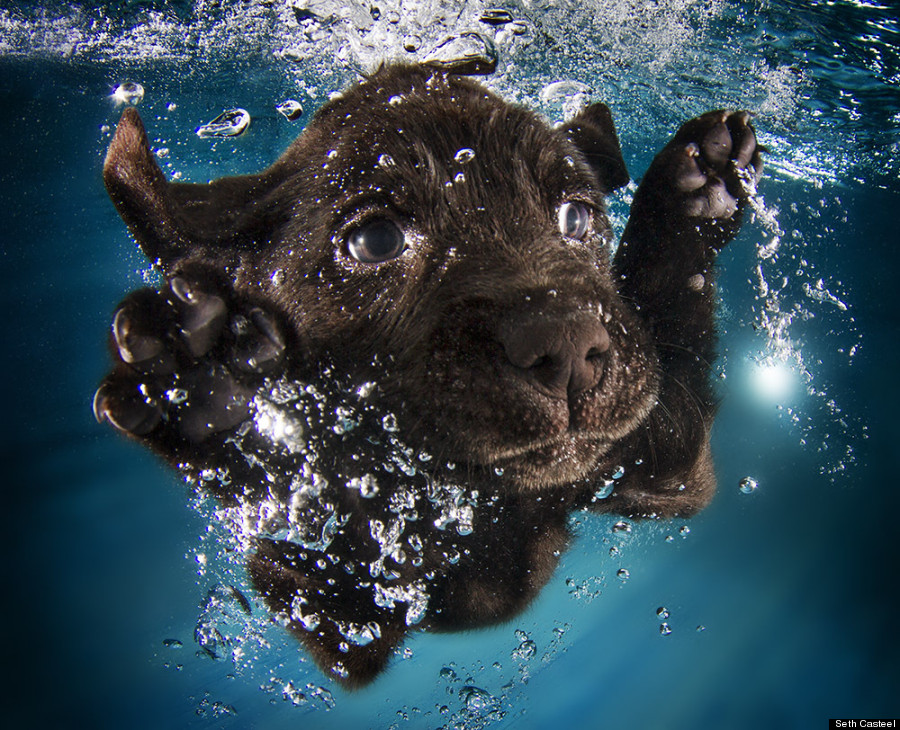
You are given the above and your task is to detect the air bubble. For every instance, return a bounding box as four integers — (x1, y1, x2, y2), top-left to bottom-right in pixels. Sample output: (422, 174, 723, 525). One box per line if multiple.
(656, 606, 670, 619)
(402, 34, 422, 52)
(739, 476, 759, 494)
(593, 479, 615, 500)
(276, 99, 303, 120)
(193, 584, 252, 661)
(659, 623, 672, 636)
(113, 81, 144, 106)
(337, 620, 381, 647)
(423, 32, 498, 75)
(347, 474, 379, 498)
(512, 639, 537, 661)
(617, 568, 630, 581)
(539, 80, 591, 122)
(460, 685, 496, 716)
(196, 108, 250, 138)
(166, 388, 188, 404)
(455, 504, 474, 536)
(454, 147, 476, 164)
(480, 8, 514, 25)
(612, 520, 632, 535)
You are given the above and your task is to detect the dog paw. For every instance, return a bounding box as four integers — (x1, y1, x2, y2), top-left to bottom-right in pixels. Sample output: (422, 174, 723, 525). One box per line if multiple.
(658, 109, 762, 220)
(93, 276, 285, 443)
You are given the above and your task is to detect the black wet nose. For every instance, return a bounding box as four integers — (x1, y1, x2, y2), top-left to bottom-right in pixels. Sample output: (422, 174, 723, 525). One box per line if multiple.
(499, 311, 610, 399)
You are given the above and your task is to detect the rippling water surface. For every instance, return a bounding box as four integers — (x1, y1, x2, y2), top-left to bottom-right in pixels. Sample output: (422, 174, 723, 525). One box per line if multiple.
(3, 1, 898, 728)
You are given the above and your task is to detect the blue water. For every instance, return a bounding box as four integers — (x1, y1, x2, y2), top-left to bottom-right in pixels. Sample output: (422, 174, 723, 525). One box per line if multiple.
(2, 1, 898, 728)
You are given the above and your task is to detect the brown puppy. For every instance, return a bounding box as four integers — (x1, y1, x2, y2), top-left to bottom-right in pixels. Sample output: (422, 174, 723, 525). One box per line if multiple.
(95, 63, 761, 686)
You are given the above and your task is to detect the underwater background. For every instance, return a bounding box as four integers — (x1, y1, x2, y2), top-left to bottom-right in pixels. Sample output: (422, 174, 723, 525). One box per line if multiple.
(2, 0, 898, 727)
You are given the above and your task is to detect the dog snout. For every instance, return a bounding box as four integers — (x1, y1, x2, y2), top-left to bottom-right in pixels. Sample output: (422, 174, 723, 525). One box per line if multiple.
(498, 310, 610, 400)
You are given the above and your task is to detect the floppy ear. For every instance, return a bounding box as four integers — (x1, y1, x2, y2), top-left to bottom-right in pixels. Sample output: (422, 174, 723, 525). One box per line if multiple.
(560, 102, 630, 194)
(103, 107, 289, 272)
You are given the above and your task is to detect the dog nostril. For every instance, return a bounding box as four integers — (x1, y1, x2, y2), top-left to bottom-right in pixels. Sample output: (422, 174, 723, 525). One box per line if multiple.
(586, 346, 606, 362)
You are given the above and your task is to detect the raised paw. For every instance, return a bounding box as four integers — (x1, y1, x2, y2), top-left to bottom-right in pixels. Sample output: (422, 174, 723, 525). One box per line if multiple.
(93, 276, 286, 444)
(658, 109, 762, 221)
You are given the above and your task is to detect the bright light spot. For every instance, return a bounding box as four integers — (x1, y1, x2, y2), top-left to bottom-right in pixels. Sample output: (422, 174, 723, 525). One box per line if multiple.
(751, 360, 795, 401)
(253, 399, 305, 452)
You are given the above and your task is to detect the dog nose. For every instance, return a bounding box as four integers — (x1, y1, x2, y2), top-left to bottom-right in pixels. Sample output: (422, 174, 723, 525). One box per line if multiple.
(499, 311, 610, 399)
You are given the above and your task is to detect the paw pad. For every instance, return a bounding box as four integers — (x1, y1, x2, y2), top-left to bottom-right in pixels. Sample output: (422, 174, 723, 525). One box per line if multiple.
(96, 276, 285, 443)
(669, 109, 762, 221)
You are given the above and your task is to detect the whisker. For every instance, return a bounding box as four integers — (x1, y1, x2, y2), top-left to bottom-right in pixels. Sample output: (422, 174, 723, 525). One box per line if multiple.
(654, 341, 717, 371)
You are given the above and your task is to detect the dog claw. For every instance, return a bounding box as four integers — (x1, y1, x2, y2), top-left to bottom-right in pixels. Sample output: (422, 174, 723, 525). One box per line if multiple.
(730, 113, 759, 172)
(93, 382, 162, 435)
(674, 144, 707, 192)
(170, 277, 228, 358)
(113, 308, 162, 363)
(112, 307, 177, 373)
(233, 308, 286, 373)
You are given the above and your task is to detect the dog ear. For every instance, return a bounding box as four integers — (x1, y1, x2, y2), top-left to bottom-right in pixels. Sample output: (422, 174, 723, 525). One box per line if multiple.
(103, 107, 288, 272)
(560, 102, 630, 194)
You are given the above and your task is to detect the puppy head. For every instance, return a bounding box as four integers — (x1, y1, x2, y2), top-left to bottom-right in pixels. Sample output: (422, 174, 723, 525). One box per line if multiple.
(104, 64, 657, 491)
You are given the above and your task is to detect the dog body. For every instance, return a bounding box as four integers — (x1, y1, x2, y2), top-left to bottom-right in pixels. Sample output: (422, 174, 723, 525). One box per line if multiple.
(95, 64, 761, 685)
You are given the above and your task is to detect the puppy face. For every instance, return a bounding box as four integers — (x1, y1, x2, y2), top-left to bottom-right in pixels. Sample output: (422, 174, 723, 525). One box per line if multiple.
(104, 64, 659, 492)
(247, 68, 660, 489)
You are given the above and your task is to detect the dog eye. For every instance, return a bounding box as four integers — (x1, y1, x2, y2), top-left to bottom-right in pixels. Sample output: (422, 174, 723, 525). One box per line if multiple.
(557, 201, 591, 239)
(346, 219, 406, 264)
